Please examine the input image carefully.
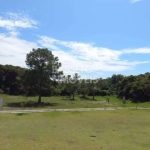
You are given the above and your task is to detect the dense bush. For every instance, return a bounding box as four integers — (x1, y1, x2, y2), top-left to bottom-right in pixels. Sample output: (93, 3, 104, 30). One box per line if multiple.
(117, 73, 150, 102)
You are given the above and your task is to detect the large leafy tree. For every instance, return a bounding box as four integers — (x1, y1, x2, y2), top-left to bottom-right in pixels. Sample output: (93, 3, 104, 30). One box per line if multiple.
(25, 48, 62, 103)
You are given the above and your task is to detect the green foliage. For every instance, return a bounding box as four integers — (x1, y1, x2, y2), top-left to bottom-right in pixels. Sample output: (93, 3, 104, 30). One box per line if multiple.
(60, 73, 80, 100)
(0, 64, 26, 95)
(25, 48, 62, 103)
(0, 89, 4, 94)
(79, 79, 89, 98)
(117, 73, 150, 102)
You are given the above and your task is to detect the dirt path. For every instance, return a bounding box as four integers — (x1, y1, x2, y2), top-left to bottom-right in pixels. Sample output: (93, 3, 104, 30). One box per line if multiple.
(0, 107, 150, 113)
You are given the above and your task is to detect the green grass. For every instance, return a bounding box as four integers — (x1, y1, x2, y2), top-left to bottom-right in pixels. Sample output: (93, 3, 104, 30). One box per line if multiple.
(0, 110, 150, 150)
(0, 94, 109, 110)
(1, 94, 150, 110)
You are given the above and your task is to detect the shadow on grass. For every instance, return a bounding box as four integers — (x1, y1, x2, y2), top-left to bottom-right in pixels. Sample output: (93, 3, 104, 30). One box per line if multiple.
(61, 96, 75, 101)
(80, 96, 97, 101)
(16, 113, 29, 116)
(6, 101, 59, 108)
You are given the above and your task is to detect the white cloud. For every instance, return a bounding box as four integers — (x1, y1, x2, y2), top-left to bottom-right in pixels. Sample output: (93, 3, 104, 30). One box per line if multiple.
(122, 48, 150, 54)
(0, 33, 149, 78)
(38, 36, 60, 51)
(0, 34, 38, 67)
(38, 36, 150, 76)
(130, 0, 142, 3)
(0, 12, 39, 67)
(0, 12, 37, 33)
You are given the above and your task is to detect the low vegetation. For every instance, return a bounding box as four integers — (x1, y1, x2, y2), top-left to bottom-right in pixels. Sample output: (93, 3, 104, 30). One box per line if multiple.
(1, 94, 150, 110)
(0, 110, 150, 150)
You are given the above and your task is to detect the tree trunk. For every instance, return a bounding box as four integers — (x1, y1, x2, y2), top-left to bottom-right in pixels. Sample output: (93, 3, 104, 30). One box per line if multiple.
(38, 81, 42, 104)
(92, 80, 95, 100)
(72, 93, 75, 100)
(38, 93, 41, 104)
(92, 95, 95, 100)
(92, 89, 95, 100)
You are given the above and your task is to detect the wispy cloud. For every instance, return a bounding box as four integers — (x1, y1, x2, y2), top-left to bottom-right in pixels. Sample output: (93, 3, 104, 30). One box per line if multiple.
(130, 0, 142, 3)
(122, 48, 150, 54)
(38, 36, 150, 77)
(0, 12, 37, 36)
(0, 34, 38, 67)
(0, 33, 149, 78)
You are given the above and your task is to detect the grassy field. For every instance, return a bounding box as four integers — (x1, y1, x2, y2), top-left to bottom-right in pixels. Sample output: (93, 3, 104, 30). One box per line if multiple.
(1, 94, 150, 110)
(0, 110, 150, 150)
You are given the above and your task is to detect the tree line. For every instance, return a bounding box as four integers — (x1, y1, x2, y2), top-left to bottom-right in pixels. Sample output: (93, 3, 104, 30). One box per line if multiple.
(0, 48, 150, 103)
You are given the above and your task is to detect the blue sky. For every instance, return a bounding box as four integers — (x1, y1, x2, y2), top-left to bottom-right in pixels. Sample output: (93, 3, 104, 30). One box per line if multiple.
(0, 0, 150, 79)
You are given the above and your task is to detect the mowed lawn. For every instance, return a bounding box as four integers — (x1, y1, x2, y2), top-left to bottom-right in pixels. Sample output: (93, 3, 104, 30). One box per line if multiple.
(0, 110, 150, 150)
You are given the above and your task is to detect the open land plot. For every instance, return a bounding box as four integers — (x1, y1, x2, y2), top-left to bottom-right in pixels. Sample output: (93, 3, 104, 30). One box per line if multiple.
(0, 110, 150, 150)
